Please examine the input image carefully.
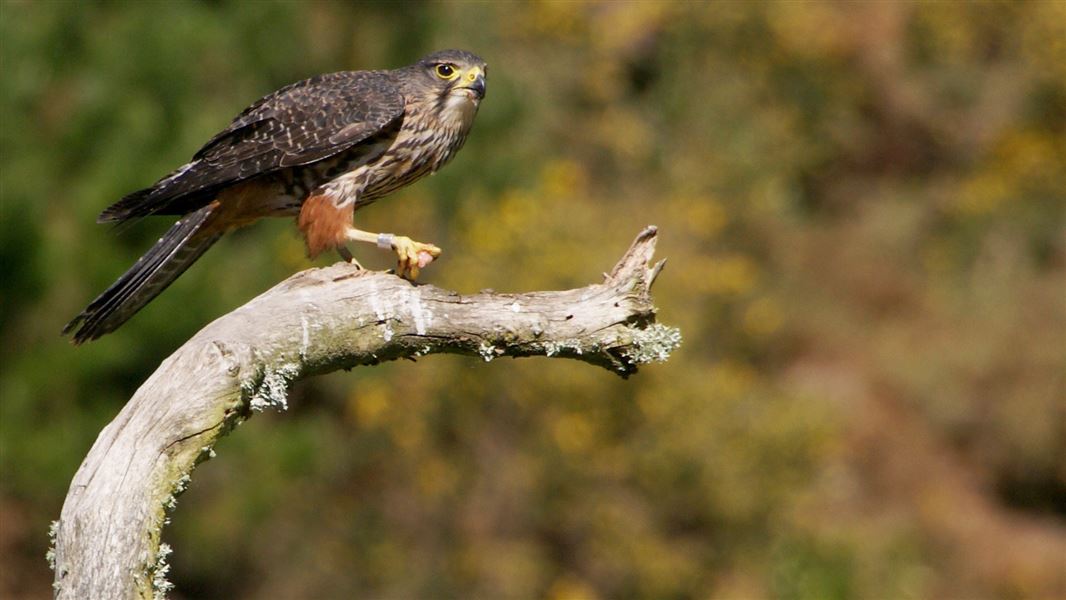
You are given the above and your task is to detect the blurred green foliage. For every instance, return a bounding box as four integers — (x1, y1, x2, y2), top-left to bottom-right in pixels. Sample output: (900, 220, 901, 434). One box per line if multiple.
(2, 1, 1064, 598)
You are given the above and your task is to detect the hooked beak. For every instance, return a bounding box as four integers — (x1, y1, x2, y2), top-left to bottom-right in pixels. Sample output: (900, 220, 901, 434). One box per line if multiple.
(468, 73, 486, 99)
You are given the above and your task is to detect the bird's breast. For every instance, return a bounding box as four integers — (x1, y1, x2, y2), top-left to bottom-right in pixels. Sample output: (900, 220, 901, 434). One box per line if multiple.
(287, 108, 474, 210)
(358, 118, 469, 200)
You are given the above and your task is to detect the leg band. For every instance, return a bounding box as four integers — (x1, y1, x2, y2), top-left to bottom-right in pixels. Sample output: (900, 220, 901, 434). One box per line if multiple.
(377, 233, 394, 249)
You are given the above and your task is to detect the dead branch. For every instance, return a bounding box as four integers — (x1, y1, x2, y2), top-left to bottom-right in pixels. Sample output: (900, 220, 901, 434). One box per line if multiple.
(50, 226, 680, 599)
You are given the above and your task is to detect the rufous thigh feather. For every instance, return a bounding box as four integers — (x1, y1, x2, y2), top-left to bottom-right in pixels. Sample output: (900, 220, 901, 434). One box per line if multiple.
(298, 193, 355, 258)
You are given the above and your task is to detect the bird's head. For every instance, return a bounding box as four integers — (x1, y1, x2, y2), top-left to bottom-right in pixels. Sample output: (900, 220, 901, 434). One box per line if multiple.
(402, 49, 487, 125)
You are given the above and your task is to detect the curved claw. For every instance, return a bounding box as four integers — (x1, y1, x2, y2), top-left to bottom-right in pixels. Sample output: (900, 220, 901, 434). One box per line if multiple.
(336, 246, 364, 269)
(392, 236, 442, 280)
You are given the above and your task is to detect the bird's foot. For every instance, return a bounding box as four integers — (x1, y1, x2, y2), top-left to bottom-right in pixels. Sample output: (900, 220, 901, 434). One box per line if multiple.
(392, 236, 441, 280)
(342, 227, 439, 279)
(337, 246, 364, 269)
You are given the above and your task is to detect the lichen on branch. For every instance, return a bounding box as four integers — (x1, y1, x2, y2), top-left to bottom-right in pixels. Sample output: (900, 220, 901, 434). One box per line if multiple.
(52, 226, 678, 599)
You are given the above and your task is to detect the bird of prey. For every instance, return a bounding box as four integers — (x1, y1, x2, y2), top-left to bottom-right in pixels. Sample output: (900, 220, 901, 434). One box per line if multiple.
(64, 49, 487, 344)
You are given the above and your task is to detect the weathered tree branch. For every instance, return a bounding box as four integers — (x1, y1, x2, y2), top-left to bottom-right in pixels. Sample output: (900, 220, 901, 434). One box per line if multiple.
(50, 226, 680, 599)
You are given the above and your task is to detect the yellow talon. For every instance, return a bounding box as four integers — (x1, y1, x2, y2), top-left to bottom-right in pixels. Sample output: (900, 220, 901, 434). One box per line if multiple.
(391, 236, 442, 280)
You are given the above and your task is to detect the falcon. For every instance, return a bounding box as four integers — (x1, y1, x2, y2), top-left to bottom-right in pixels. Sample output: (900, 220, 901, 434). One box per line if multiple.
(64, 49, 487, 344)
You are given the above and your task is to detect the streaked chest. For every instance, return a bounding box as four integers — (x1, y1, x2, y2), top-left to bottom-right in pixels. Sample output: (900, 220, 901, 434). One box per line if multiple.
(277, 98, 477, 210)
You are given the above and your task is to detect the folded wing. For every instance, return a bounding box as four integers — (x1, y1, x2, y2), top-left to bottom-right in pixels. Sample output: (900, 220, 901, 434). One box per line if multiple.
(98, 70, 405, 223)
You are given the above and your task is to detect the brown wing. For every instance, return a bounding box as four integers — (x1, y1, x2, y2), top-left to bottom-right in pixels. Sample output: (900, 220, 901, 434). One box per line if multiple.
(99, 70, 405, 223)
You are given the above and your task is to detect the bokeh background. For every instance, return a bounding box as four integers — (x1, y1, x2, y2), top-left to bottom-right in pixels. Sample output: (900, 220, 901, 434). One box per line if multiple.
(2, 1, 1064, 598)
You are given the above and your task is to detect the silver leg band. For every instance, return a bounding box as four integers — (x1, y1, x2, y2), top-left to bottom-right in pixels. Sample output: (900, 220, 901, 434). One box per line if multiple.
(377, 233, 394, 249)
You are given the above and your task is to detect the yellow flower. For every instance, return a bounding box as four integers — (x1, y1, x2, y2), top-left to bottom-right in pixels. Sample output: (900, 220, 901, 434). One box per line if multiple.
(552, 412, 595, 455)
(346, 381, 389, 428)
(743, 297, 784, 337)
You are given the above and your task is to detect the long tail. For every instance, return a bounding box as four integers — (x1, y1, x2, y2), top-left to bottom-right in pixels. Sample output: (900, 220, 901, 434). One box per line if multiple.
(63, 205, 221, 344)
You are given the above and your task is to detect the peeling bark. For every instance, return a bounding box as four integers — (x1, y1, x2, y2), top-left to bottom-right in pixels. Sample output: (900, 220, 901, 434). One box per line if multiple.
(51, 226, 680, 599)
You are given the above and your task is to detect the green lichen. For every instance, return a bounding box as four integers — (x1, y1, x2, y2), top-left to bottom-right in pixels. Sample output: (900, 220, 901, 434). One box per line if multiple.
(162, 473, 191, 511)
(478, 341, 498, 362)
(623, 323, 682, 364)
(46, 520, 58, 572)
(542, 339, 584, 357)
(151, 543, 174, 600)
(244, 362, 300, 412)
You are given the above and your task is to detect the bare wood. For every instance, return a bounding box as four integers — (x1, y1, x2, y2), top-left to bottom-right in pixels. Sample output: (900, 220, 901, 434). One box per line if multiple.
(50, 226, 680, 599)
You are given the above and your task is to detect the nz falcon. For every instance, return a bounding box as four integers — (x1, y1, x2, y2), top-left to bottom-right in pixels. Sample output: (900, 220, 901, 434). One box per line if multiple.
(64, 49, 487, 344)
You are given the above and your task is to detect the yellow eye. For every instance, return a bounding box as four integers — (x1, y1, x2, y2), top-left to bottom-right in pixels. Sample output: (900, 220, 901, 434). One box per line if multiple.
(435, 64, 457, 79)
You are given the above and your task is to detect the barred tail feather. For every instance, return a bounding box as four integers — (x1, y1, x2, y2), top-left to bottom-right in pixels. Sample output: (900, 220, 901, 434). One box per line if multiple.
(63, 205, 221, 344)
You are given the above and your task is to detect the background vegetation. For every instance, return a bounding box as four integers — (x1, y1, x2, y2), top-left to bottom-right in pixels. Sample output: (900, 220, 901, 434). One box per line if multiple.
(2, 1, 1064, 598)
